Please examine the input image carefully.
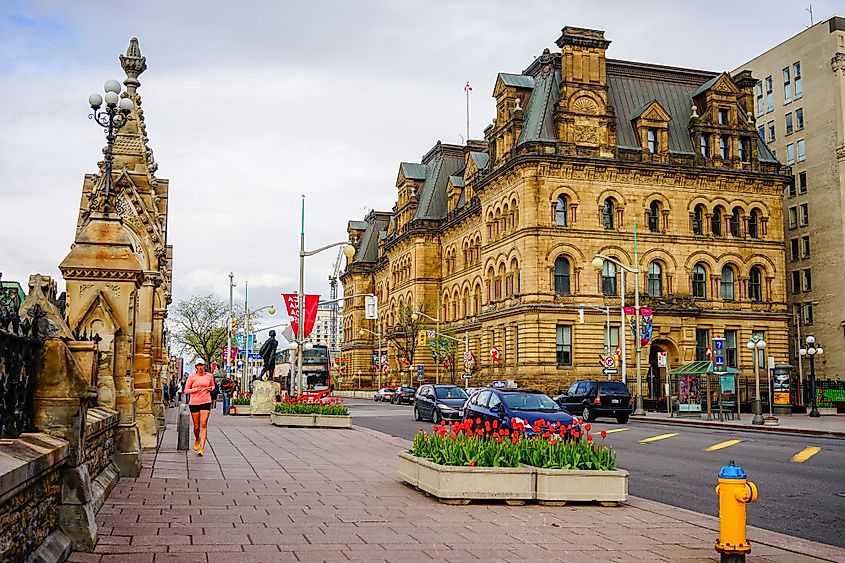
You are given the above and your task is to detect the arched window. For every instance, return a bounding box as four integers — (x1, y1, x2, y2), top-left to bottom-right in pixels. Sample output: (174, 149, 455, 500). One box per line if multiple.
(602, 260, 618, 296)
(648, 201, 660, 233)
(748, 209, 760, 239)
(603, 198, 616, 229)
(749, 266, 763, 302)
(692, 204, 705, 235)
(474, 285, 481, 314)
(555, 195, 568, 226)
(554, 256, 571, 295)
(712, 206, 723, 237)
(692, 263, 707, 298)
(730, 207, 742, 237)
(648, 261, 663, 297)
(720, 266, 735, 301)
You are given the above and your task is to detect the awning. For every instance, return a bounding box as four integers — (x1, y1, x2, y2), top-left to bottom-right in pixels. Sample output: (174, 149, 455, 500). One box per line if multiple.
(669, 361, 741, 376)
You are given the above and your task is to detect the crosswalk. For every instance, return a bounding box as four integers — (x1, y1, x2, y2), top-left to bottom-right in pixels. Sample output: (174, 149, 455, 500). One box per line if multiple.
(620, 430, 824, 463)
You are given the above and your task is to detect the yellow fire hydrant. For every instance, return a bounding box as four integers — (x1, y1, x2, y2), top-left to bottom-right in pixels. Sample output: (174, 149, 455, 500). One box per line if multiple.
(715, 461, 758, 562)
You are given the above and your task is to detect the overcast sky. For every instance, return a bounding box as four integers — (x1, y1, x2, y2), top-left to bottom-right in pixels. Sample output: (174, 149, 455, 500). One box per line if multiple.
(1, 0, 838, 334)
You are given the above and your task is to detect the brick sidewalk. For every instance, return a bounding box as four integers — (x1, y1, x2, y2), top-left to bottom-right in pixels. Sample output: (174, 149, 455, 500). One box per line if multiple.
(70, 412, 845, 563)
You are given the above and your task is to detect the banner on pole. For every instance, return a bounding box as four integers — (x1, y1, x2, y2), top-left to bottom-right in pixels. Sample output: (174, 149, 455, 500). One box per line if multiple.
(640, 307, 653, 347)
(282, 294, 321, 339)
(624, 306, 636, 340)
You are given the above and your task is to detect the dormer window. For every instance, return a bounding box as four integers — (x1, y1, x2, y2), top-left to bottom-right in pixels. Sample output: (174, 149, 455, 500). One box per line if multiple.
(700, 134, 711, 158)
(718, 108, 729, 125)
(719, 135, 730, 159)
(647, 129, 658, 153)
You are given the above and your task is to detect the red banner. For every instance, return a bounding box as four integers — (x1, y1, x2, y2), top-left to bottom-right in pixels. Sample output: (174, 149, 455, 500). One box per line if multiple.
(282, 294, 321, 339)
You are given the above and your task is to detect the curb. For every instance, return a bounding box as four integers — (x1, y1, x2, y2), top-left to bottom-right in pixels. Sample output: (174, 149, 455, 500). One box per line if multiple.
(630, 415, 845, 438)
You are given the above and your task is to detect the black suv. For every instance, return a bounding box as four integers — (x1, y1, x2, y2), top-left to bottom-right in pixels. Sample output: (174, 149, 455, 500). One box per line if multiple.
(554, 380, 632, 423)
(414, 384, 469, 423)
(391, 386, 417, 405)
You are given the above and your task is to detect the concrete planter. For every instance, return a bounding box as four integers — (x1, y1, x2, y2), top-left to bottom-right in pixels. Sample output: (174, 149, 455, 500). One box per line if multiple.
(314, 414, 352, 428)
(398, 453, 534, 505)
(534, 467, 629, 506)
(229, 404, 251, 415)
(271, 413, 315, 426)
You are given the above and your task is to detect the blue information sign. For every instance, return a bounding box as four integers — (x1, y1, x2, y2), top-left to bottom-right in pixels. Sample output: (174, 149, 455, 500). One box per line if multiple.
(417, 364, 424, 380)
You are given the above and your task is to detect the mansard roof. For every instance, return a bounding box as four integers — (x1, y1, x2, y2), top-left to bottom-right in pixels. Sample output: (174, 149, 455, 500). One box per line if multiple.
(517, 64, 561, 144)
(497, 73, 535, 89)
(411, 143, 465, 221)
(350, 212, 391, 264)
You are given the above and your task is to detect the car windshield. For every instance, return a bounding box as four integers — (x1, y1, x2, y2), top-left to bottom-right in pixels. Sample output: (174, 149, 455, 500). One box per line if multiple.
(399, 387, 415, 393)
(600, 382, 629, 394)
(435, 387, 468, 399)
(502, 392, 560, 411)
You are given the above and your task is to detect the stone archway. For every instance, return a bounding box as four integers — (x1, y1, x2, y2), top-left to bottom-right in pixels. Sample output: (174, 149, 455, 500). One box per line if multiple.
(648, 338, 679, 399)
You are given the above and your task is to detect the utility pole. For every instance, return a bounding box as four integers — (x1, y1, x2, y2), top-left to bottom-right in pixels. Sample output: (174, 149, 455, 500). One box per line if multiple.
(227, 272, 234, 375)
(243, 280, 249, 392)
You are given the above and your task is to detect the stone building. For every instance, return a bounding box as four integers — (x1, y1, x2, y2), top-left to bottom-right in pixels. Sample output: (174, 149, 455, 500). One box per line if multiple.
(341, 26, 791, 396)
(733, 15, 845, 379)
(59, 38, 172, 473)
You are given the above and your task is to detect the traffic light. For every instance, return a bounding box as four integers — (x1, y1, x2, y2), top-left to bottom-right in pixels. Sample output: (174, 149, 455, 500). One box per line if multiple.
(417, 330, 427, 347)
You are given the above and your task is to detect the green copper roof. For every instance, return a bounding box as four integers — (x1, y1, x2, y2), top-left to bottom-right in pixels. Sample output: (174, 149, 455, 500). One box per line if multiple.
(400, 162, 427, 180)
(498, 73, 535, 89)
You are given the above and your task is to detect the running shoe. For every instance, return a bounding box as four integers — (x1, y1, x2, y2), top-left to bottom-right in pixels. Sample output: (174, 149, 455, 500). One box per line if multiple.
(198, 447, 204, 457)
(193, 441, 199, 451)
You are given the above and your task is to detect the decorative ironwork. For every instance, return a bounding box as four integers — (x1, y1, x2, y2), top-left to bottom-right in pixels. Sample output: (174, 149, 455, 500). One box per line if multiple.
(88, 84, 133, 216)
(0, 303, 45, 438)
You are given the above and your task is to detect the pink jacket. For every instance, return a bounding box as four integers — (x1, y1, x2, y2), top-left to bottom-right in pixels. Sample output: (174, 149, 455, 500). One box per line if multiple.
(184, 372, 214, 405)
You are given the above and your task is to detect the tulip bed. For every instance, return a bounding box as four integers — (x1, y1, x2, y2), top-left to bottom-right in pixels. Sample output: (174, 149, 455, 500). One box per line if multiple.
(231, 397, 251, 406)
(273, 396, 349, 416)
(410, 417, 616, 471)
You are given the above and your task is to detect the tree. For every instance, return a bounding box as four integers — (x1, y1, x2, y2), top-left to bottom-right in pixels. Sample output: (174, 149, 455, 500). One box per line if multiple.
(169, 294, 236, 367)
(384, 301, 427, 386)
(435, 329, 462, 384)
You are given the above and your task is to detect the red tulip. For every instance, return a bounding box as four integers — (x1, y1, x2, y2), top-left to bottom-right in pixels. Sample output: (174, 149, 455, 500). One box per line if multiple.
(469, 461, 476, 467)
(475, 418, 482, 425)
(600, 430, 607, 439)
(492, 420, 498, 429)
(584, 423, 591, 431)
(587, 434, 593, 443)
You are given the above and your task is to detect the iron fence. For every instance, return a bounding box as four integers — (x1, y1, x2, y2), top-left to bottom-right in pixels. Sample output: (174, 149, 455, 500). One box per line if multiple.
(0, 303, 45, 437)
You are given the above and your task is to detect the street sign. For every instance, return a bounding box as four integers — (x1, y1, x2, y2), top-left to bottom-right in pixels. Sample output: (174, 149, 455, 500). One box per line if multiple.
(492, 380, 506, 389)
(462, 373, 472, 379)
(714, 339, 724, 350)
(601, 355, 617, 368)
(602, 367, 618, 376)
(417, 364, 424, 379)
(712, 337, 726, 374)
(657, 351, 668, 368)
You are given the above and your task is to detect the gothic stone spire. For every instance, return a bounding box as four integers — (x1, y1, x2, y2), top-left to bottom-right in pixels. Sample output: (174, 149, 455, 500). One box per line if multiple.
(120, 37, 147, 95)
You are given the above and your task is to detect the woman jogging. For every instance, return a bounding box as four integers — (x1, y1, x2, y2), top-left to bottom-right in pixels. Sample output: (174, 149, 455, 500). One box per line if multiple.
(183, 358, 214, 456)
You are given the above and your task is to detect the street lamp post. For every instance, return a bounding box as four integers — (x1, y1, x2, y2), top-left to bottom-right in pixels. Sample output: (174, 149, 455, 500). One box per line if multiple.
(592, 253, 643, 415)
(360, 325, 383, 389)
(227, 273, 235, 375)
(88, 80, 135, 215)
(240, 289, 275, 391)
(799, 336, 823, 417)
(294, 195, 355, 396)
(747, 334, 767, 425)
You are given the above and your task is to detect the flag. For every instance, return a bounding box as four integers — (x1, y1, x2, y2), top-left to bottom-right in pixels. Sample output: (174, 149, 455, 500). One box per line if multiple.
(282, 294, 321, 339)
(464, 81, 472, 92)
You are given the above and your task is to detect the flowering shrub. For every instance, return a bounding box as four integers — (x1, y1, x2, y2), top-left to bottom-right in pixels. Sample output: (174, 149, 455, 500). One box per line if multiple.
(231, 397, 251, 406)
(409, 417, 616, 471)
(274, 395, 349, 416)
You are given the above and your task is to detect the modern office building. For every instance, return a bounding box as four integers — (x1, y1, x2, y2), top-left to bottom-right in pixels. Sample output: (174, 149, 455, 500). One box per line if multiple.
(734, 15, 845, 379)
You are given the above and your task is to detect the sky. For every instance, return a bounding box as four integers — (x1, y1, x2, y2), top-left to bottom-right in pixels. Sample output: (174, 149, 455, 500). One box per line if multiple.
(0, 0, 838, 334)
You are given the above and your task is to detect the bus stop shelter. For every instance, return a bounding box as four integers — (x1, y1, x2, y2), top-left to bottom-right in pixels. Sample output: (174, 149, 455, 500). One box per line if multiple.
(669, 361, 741, 420)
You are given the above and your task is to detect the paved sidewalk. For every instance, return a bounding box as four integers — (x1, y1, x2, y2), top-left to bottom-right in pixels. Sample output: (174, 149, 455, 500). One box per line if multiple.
(632, 411, 845, 437)
(70, 412, 845, 563)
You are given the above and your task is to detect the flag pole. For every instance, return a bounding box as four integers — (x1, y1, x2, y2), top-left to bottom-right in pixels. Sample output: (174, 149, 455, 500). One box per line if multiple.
(464, 81, 472, 143)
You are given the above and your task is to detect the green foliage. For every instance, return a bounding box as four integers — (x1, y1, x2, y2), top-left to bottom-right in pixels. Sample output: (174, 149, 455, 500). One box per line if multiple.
(274, 402, 349, 416)
(231, 397, 251, 405)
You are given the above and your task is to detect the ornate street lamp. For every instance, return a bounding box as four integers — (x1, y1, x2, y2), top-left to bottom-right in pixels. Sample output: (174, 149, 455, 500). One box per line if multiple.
(746, 334, 767, 425)
(88, 80, 134, 215)
(799, 336, 823, 417)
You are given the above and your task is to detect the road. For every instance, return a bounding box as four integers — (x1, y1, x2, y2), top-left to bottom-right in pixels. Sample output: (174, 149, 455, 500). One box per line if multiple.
(346, 398, 845, 547)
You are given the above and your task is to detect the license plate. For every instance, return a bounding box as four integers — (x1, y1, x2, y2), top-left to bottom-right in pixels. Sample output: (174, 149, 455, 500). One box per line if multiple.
(611, 399, 621, 404)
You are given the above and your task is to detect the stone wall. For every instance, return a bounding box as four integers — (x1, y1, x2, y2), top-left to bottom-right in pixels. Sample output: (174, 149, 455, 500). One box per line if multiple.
(0, 434, 69, 562)
(84, 408, 118, 480)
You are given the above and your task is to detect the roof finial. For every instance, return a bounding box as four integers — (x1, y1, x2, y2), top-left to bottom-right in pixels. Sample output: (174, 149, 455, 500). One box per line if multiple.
(691, 103, 699, 119)
(120, 37, 147, 95)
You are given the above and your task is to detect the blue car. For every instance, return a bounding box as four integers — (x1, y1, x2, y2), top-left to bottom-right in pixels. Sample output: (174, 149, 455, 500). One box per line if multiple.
(463, 388, 574, 434)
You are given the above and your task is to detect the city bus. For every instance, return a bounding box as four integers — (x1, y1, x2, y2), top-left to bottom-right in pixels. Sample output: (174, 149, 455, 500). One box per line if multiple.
(301, 343, 330, 389)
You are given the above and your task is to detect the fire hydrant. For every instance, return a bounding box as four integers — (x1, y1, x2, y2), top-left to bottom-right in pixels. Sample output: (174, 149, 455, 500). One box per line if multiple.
(715, 461, 758, 562)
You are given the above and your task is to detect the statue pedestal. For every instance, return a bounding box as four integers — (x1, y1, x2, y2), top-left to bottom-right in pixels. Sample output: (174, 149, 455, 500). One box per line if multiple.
(250, 381, 276, 416)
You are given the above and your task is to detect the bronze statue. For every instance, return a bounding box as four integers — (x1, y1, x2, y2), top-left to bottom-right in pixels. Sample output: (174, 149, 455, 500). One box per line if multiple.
(258, 330, 278, 380)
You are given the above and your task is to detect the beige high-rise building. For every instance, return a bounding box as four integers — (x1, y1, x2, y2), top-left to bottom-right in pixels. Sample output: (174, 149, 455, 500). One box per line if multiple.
(734, 16, 845, 379)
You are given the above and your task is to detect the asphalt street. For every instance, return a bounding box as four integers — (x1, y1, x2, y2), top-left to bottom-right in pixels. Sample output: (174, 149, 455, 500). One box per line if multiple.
(346, 398, 845, 548)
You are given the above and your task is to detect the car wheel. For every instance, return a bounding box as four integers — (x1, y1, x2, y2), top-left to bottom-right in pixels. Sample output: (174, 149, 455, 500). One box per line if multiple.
(582, 406, 593, 422)
(414, 407, 421, 421)
(432, 409, 441, 424)
(616, 414, 629, 424)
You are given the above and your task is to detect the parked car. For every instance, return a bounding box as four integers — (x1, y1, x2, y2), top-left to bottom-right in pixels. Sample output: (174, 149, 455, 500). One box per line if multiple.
(463, 388, 573, 435)
(373, 387, 395, 402)
(391, 386, 417, 405)
(414, 384, 469, 423)
(554, 380, 632, 423)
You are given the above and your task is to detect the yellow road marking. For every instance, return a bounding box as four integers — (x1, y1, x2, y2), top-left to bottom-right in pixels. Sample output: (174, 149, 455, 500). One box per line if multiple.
(791, 446, 821, 463)
(603, 428, 629, 434)
(639, 432, 679, 444)
(705, 439, 743, 452)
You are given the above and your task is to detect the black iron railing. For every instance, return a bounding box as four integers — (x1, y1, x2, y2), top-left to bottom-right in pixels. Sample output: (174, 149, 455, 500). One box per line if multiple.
(0, 304, 44, 438)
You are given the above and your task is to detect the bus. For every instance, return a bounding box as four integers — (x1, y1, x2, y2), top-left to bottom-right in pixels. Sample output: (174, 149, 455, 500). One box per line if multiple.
(301, 343, 330, 389)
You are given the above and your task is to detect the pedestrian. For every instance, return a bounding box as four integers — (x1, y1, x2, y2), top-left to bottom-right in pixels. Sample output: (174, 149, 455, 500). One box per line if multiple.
(163, 378, 171, 407)
(221, 375, 237, 415)
(183, 359, 214, 457)
(169, 378, 177, 405)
